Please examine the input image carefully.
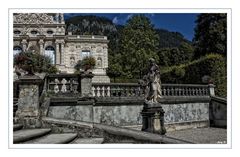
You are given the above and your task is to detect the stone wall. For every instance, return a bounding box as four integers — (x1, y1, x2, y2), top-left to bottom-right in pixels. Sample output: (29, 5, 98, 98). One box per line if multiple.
(47, 98, 143, 126)
(209, 96, 227, 128)
(46, 97, 211, 130)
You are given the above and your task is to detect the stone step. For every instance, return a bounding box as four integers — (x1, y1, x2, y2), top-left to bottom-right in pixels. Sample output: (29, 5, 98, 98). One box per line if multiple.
(24, 133, 78, 144)
(14, 128, 51, 143)
(71, 138, 104, 144)
(13, 124, 23, 131)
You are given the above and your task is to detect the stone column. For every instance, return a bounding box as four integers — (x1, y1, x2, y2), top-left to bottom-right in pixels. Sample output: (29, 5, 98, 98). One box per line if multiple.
(60, 42, 65, 65)
(55, 41, 60, 65)
(208, 84, 215, 96)
(15, 75, 43, 128)
(81, 73, 94, 97)
(38, 39, 44, 55)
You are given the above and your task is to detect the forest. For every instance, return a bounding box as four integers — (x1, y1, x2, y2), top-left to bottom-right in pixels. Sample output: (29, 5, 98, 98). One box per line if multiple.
(66, 14, 227, 97)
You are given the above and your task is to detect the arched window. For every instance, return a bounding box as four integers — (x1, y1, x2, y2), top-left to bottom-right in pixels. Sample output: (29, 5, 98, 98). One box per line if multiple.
(45, 46, 55, 64)
(13, 46, 22, 56)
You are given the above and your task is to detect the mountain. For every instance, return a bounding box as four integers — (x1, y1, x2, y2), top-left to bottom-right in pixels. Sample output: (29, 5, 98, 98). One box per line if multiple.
(156, 28, 192, 49)
(65, 15, 192, 56)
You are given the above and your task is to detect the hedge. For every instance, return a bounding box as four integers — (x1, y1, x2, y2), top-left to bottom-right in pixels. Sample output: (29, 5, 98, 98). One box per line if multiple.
(161, 54, 227, 97)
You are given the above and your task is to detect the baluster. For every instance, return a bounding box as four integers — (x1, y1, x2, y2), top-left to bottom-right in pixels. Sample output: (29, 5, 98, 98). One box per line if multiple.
(97, 86, 100, 97)
(92, 86, 95, 97)
(54, 78, 59, 93)
(192, 88, 195, 96)
(171, 87, 174, 96)
(179, 87, 183, 96)
(163, 88, 166, 96)
(198, 87, 202, 96)
(188, 88, 192, 96)
(175, 87, 179, 96)
(195, 88, 199, 96)
(107, 86, 110, 97)
(183, 87, 186, 96)
(61, 78, 67, 93)
(166, 87, 170, 96)
(138, 87, 142, 96)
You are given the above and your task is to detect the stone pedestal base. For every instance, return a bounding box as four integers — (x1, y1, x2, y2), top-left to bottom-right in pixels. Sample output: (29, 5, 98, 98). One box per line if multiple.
(15, 75, 43, 128)
(141, 101, 166, 135)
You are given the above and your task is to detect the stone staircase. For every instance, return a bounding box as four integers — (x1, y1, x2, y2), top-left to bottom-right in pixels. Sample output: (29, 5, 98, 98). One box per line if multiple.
(13, 124, 104, 144)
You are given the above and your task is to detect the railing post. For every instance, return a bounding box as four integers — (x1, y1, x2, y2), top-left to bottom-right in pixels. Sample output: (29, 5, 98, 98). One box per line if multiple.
(208, 84, 215, 96)
(15, 75, 43, 128)
(80, 73, 94, 97)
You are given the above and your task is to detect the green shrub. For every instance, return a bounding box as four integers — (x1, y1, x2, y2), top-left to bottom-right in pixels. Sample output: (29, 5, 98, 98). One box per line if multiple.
(74, 56, 96, 72)
(161, 54, 226, 97)
(14, 52, 58, 74)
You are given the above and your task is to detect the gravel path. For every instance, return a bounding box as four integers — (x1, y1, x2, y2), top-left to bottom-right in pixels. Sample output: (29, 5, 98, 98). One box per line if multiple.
(166, 127, 227, 144)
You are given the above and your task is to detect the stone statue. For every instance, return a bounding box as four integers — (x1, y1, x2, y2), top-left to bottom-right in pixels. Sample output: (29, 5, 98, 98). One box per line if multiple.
(143, 58, 162, 103)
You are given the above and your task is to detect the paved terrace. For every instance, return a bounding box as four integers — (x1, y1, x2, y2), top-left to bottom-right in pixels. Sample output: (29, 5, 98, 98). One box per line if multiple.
(122, 126, 227, 144)
(166, 127, 227, 144)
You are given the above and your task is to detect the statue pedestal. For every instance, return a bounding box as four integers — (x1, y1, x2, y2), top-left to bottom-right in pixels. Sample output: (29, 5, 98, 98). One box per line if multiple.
(141, 101, 166, 135)
(15, 75, 43, 128)
(80, 73, 94, 97)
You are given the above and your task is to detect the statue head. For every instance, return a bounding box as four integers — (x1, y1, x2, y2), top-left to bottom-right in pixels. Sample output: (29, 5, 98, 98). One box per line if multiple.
(149, 58, 155, 65)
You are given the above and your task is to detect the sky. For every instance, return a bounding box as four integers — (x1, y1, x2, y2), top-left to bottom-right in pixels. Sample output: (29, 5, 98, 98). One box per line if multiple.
(64, 13, 199, 41)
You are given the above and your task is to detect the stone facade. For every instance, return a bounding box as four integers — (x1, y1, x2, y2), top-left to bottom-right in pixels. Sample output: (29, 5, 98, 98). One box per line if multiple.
(13, 13, 110, 83)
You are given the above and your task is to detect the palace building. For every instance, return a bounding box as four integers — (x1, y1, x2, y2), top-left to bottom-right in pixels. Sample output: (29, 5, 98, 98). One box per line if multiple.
(13, 13, 110, 83)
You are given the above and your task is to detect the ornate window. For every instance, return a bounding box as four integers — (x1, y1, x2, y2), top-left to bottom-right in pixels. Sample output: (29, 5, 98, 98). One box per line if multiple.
(81, 50, 91, 60)
(13, 46, 22, 56)
(47, 30, 53, 34)
(31, 30, 38, 35)
(45, 46, 55, 64)
(14, 30, 21, 35)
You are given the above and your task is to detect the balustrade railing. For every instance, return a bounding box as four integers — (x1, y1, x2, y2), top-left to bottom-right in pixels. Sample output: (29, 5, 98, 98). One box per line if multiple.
(46, 74, 80, 94)
(92, 83, 144, 97)
(92, 83, 211, 98)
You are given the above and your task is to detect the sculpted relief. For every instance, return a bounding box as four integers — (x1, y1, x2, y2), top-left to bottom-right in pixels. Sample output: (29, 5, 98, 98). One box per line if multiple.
(13, 13, 54, 24)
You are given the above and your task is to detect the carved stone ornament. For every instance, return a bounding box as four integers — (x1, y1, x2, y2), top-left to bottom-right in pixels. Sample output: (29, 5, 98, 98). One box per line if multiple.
(13, 13, 54, 24)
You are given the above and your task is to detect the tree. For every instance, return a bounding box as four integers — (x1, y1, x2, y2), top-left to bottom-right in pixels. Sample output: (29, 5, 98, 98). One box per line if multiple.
(119, 15, 159, 79)
(193, 13, 227, 58)
(158, 42, 194, 67)
(106, 54, 123, 82)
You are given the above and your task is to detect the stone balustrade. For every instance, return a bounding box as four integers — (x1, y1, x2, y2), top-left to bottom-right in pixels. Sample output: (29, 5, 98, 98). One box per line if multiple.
(46, 74, 80, 94)
(161, 84, 211, 97)
(92, 83, 143, 97)
(92, 83, 213, 98)
(66, 35, 107, 40)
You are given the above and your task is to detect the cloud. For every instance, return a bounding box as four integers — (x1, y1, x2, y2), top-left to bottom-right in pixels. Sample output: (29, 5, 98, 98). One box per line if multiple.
(150, 13, 155, 17)
(112, 16, 119, 24)
(126, 14, 133, 20)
